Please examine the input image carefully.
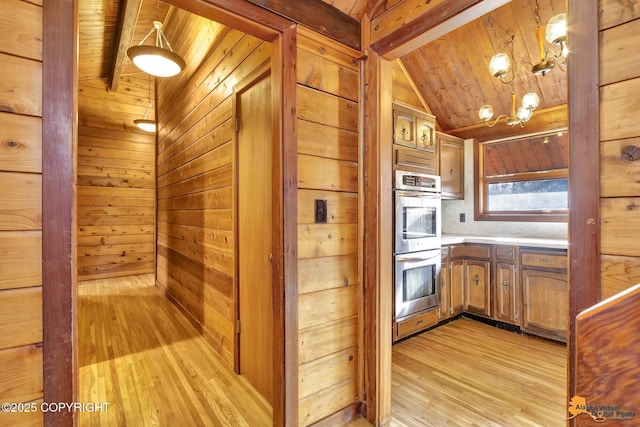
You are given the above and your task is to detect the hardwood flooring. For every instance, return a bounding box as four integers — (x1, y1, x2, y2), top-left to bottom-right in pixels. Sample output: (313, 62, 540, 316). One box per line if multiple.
(390, 318, 567, 427)
(78, 274, 271, 427)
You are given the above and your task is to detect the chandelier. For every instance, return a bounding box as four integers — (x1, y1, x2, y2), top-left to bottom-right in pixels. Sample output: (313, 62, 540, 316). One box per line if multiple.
(478, 2, 567, 127)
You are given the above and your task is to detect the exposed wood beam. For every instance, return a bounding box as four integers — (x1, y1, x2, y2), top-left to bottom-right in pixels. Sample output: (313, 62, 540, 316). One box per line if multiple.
(244, 0, 361, 50)
(395, 58, 443, 131)
(447, 104, 568, 142)
(366, 0, 387, 19)
(370, 0, 510, 60)
(110, 0, 143, 92)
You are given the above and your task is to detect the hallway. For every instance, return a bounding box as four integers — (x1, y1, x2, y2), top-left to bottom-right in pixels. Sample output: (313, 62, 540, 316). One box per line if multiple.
(78, 274, 271, 426)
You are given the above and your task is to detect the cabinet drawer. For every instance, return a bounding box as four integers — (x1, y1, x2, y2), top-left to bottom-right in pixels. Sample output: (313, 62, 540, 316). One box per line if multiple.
(395, 146, 437, 171)
(451, 244, 491, 260)
(521, 250, 567, 270)
(495, 245, 517, 262)
(397, 309, 438, 338)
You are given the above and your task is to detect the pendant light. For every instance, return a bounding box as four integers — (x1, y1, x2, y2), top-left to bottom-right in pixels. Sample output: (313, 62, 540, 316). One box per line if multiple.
(134, 75, 156, 133)
(127, 0, 185, 77)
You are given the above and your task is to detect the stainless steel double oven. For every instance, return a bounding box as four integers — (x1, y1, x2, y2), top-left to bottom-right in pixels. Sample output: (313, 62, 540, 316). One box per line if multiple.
(393, 170, 442, 321)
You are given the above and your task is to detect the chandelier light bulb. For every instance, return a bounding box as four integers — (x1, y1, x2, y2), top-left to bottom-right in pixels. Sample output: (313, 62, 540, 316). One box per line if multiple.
(546, 13, 567, 45)
(516, 106, 533, 122)
(522, 92, 540, 110)
(479, 105, 494, 121)
(489, 53, 511, 78)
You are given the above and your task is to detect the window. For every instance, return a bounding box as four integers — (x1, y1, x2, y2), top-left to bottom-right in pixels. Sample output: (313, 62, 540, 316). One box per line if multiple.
(475, 130, 568, 222)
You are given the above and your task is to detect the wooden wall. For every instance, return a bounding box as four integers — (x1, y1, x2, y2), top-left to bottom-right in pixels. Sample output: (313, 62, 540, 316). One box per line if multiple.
(77, 77, 156, 280)
(155, 9, 271, 368)
(0, 0, 44, 425)
(598, 1, 640, 299)
(295, 29, 361, 426)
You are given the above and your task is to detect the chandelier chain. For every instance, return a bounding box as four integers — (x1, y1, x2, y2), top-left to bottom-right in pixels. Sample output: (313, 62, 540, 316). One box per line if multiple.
(534, 0, 542, 27)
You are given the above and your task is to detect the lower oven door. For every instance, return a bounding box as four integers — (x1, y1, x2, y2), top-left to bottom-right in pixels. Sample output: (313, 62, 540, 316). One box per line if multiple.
(394, 249, 441, 321)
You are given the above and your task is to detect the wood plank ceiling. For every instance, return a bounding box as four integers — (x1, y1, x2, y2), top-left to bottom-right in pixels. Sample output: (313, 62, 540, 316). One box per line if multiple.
(79, 0, 567, 136)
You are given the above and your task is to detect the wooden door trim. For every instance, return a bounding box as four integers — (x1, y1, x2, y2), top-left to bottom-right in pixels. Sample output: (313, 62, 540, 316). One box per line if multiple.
(42, 0, 77, 425)
(271, 25, 298, 427)
(567, 0, 600, 409)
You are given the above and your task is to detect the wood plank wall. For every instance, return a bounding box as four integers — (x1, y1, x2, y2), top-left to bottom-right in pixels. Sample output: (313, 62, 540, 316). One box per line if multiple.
(295, 29, 361, 426)
(155, 10, 271, 368)
(77, 77, 156, 280)
(0, 0, 44, 425)
(598, 1, 640, 299)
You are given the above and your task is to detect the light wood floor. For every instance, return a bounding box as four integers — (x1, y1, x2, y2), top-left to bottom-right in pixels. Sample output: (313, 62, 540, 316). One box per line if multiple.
(78, 274, 271, 426)
(390, 318, 567, 427)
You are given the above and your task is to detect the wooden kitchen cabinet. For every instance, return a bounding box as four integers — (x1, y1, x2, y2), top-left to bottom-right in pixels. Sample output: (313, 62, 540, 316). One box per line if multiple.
(493, 246, 520, 326)
(464, 260, 490, 316)
(449, 245, 491, 317)
(521, 249, 568, 342)
(439, 246, 452, 320)
(393, 105, 415, 148)
(437, 132, 464, 200)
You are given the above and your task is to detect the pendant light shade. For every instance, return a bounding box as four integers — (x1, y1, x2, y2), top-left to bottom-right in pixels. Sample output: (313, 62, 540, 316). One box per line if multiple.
(134, 76, 156, 133)
(127, 21, 185, 78)
(545, 13, 567, 45)
(134, 117, 156, 133)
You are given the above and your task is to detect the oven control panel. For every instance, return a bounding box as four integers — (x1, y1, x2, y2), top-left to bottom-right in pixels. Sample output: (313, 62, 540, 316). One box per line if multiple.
(395, 170, 441, 193)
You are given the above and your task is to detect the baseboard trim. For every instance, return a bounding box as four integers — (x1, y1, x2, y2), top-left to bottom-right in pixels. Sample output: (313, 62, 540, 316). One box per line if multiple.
(310, 402, 361, 426)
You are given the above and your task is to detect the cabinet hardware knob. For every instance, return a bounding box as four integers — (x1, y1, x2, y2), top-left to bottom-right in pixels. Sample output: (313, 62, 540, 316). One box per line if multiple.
(537, 258, 552, 263)
(474, 274, 479, 286)
(502, 279, 509, 290)
(268, 253, 273, 262)
(415, 320, 424, 325)
(622, 145, 640, 162)
(449, 168, 454, 176)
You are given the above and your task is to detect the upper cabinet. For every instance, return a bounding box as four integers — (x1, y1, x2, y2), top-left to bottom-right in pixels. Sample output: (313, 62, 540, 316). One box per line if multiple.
(437, 132, 465, 200)
(393, 104, 436, 152)
(393, 103, 438, 175)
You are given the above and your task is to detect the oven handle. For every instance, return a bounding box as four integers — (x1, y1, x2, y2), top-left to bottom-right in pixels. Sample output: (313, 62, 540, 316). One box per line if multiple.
(396, 255, 436, 263)
(395, 190, 440, 198)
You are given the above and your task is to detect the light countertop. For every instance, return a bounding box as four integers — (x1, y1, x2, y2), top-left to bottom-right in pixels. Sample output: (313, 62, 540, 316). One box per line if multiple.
(441, 234, 568, 249)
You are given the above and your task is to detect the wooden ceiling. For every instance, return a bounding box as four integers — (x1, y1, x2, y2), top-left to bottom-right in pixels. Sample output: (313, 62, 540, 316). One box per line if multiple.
(78, 0, 567, 141)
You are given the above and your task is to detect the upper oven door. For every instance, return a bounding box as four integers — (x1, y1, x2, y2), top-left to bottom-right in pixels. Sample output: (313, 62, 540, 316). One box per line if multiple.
(395, 190, 441, 254)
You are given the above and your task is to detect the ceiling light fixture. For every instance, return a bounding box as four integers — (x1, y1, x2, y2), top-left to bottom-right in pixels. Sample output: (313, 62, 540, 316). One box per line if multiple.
(127, 0, 185, 78)
(479, 91, 540, 128)
(530, 0, 567, 75)
(134, 75, 156, 133)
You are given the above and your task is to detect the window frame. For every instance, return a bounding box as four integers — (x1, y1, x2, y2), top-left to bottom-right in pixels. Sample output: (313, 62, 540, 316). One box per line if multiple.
(474, 133, 569, 222)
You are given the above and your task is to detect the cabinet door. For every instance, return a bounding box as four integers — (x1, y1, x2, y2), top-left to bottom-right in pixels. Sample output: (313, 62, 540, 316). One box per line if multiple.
(416, 117, 435, 152)
(450, 260, 465, 314)
(393, 108, 415, 147)
(521, 269, 568, 342)
(439, 133, 464, 200)
(495, 262, 519, 325)
(465, 260, 490, 316)
(439, 261, 450, 320)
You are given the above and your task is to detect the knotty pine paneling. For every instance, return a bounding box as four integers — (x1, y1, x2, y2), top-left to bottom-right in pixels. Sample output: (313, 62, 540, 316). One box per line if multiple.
(77, 76, 155, 281)
(599, 2, 640, 299)
(0, 0, 44, 414)
(296, 31, 361, 425)
(156, 18, 271, 368)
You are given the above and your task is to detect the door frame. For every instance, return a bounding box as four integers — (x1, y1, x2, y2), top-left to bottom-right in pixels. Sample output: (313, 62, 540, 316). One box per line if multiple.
(362, 0, 601, 424)
(44, 1, 299, 426)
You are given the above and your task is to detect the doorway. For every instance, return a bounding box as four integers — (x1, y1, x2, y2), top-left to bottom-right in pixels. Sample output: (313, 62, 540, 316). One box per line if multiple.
(236, 72, 274, 404)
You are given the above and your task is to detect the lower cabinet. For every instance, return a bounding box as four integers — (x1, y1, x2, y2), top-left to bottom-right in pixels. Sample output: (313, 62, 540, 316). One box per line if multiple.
(439, 253, 451, 321)
(493, 246, 520, 326)
(450, 256, 490, 317)
(520, 248, 568, 342)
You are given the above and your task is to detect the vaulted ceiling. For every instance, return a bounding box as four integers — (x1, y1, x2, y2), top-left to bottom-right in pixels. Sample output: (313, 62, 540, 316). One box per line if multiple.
(79, 0, 567, 141)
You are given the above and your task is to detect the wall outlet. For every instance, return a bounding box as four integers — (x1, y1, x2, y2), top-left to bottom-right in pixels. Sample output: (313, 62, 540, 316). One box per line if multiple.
(459, 213, 466, 222)
(315, 199, 328, 223)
